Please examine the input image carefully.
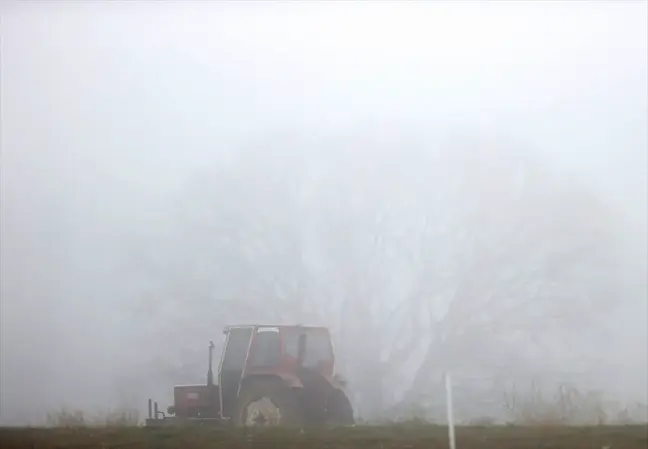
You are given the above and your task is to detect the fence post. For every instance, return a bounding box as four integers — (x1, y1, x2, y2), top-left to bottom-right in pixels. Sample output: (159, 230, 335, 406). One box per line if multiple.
(445, 372, 456, 449)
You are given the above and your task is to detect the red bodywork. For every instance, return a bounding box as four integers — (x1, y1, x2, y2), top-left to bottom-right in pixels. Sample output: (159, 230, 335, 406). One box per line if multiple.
(245, 326, 336, 386)
(170, 325, 345, 419)
(172, 385, 220, 417)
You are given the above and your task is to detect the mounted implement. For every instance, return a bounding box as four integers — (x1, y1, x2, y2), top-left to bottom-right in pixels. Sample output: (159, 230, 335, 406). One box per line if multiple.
(146, 324, 354, 428)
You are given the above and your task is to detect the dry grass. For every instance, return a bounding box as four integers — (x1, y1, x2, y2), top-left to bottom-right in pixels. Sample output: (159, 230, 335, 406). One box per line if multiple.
(502, 383, 648, 426)
(45, 407, 140, 428)
(18, 386, 644, 448)
(368, 383, 647, 428)
(0, 424, 646, 449)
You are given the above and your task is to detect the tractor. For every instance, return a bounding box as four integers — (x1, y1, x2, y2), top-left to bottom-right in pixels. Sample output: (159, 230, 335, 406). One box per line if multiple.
(146, 324, 355, 427)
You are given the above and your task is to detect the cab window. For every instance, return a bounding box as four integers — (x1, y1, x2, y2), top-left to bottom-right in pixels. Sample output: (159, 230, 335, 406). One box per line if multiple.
(247, 329, 282, 367)
(284, 329, 332, 367)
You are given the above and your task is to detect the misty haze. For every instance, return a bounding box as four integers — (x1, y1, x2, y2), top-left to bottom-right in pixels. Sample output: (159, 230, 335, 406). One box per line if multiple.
(1, 1, 646, 428)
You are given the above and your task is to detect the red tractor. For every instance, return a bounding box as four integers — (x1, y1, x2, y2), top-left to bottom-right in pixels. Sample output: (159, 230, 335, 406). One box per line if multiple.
(146, 324, 354, 427)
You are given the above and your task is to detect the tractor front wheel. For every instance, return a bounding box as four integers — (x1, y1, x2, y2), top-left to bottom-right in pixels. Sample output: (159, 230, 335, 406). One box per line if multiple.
(234, 379, 302, 428)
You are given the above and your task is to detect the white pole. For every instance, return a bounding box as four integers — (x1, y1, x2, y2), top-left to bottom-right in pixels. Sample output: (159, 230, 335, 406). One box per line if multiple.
(445, 372, 456, 449)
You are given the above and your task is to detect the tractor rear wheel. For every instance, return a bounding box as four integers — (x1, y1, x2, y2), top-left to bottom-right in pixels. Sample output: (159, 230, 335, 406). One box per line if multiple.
(234, 378, 302, 428)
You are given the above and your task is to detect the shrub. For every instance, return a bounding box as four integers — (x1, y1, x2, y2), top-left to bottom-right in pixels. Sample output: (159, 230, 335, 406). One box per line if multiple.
(46, 408, 86, 427)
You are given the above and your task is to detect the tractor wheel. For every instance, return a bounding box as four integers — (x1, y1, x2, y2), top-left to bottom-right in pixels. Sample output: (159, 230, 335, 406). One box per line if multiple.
(325, 389, 355, 427)
(234, 379, 302, 428)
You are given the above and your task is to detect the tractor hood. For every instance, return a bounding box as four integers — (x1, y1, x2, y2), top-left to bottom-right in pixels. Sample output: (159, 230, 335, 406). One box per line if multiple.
(173, 384, 218, 410)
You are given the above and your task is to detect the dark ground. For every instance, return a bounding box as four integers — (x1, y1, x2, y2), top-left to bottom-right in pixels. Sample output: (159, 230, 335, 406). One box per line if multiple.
(0, 424, 646, 449)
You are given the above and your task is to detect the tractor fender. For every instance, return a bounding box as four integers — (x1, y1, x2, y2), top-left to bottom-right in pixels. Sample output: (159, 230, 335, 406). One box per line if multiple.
(325, 387, 355, 426)
(278, 373, 304, 389)
(240, 373, 304, 390)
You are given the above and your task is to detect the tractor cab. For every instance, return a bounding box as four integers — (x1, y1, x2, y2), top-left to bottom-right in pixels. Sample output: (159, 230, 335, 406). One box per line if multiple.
(234, 325, 334, 373)
(146, 324, 353, 428)
(218, 325, 336, 419)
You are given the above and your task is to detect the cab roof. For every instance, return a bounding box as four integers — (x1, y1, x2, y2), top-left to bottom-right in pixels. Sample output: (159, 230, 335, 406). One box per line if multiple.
(223, 324, 329, 333)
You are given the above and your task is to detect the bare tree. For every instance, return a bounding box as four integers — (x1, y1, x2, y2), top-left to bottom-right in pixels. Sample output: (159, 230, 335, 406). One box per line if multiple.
(130, 132, 631, 418)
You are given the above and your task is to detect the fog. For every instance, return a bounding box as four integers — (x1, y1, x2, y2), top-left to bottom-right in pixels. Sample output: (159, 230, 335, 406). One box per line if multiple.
(1, 1, 646, 425)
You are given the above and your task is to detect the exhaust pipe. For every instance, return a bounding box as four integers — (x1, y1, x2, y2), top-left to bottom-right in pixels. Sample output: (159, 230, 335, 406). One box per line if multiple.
(207, 341, 215, 386)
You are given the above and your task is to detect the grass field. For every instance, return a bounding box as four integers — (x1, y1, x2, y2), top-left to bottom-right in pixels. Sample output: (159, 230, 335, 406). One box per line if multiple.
(1, 424, 646, 449)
